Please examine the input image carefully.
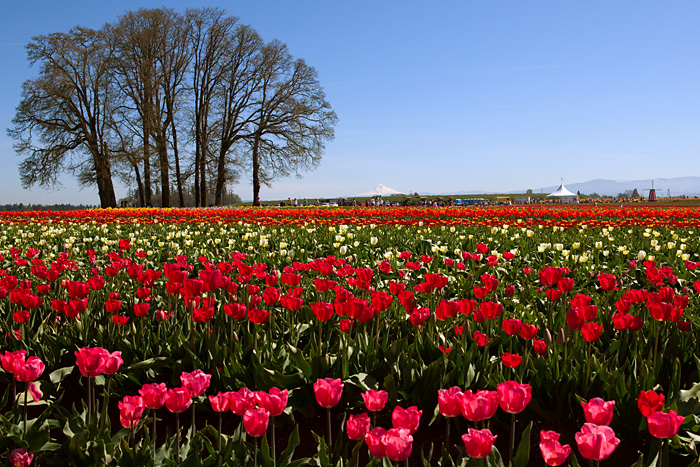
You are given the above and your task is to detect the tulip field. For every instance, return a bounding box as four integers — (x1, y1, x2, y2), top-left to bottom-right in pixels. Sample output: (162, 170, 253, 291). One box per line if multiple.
(1, 206, 700, 466)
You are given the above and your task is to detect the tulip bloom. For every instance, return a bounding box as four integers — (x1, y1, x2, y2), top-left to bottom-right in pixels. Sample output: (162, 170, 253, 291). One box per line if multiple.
(362, 389, 388, 412)
(346, 412, 371, 440)
(2, 350, 27, 375)
(462, 428, 497, 458)
(581, 398, 615, 426)
(75, 347, 106, 378)
(313, 378, 344, 408)
(180, 369, 211, 397)
(502, 352, 523, 368)
(638, 390, 665, 417)
(381, 427, 413, 461)
(15, 356, 44, 382)
(392, 406, 422, 434)
(256, 387, 288, 417)
(539, 430, 571, 466)
(580, 322, 603, 342)
(139, 383, 167, 409)
(437, 386, 463, 418)
(497, 381, 531, 414)
(102, 350, 123, 375)
(209, 392, 231, 412)
(575, 423, 620, 461)
(365, 427, 387, 458)
(9, 448, 33, 467)
(461, 390, 499, 422)
(165, 387, 192, 413)
(533, 339, 548, 356)
(243, 408, 270, 437)
(647, 410, 685, 438)
(119, 395, 145, 428)
(229, 387, 256, 416)
(501, 318, 522, 336)
(598, 273, 618, 291)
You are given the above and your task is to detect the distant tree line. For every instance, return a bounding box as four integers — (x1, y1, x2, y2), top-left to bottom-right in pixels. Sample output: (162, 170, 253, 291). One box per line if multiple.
(0, 204, 96, 212)
(8, 8, 337, 208)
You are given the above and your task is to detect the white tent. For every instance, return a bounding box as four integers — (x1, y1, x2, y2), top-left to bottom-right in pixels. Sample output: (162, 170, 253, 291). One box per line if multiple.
(546, 183, 579, 203)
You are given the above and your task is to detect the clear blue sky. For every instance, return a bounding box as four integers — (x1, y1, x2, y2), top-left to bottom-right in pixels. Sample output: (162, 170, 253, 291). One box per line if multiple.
(2, 1, 699, 204)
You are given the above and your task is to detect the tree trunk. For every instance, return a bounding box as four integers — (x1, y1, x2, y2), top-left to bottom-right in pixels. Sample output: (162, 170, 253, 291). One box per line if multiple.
(214, 146, 227, 206)
(172, 124, 184, 207)
(156, 133, 171, 208)
(133, 163, 145, 207)
(252, 133, 261, 207)
(94, 154, 117, 208)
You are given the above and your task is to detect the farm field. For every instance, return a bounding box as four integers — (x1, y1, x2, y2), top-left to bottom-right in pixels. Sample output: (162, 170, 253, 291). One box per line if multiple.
(1, 206, 700, 466)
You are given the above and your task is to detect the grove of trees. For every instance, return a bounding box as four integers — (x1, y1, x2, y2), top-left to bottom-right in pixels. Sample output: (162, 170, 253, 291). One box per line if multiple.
(8, 8, 337, 208)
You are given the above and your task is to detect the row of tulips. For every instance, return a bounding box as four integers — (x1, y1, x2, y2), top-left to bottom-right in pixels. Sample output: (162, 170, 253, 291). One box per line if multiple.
(0, 209, 699, 465)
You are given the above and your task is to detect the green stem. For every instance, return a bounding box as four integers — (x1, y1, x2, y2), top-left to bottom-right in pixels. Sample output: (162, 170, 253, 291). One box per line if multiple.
(23, 382, 28, 438)
(509, 412, 516, 462)
(327, 407, 333, 453)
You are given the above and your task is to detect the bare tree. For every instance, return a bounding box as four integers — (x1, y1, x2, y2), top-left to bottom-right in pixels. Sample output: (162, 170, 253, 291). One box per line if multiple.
(8, 27, 118, 208)
(247, 40, 337, 205)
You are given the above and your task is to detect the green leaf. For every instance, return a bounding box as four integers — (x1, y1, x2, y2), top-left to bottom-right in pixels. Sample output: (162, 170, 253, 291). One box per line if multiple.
(49, 366, 74, 384)
(511, 421, 532, 467)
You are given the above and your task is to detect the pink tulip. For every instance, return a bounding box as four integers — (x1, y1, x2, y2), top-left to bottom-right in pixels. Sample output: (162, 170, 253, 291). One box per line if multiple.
(365, 427, 387, 458)
(346, 412, 371, 440)
(209, 392, 231, 412)
(165, 387, 192, 413)
(180, 369, 211, 397)
(392, 406, 422, 434)
(497, 380, 531, 414)
(539, 430, 571, 466)
(648, 410, 685, 439)
(575, 423, 620, 461)
(9, 448, 33, 467)
(139, 383, 167, 409)
(461, 390, 499, 422)
(313, 378, 344, 408)
(256, 388, 288, 417)
(581, 397, 615, 426)
(243, 408, 269, 437)
(381, 427, 413, 461)
(437, 386, 463, 418)
(15, 356, 44, 383)
(119, 395, 145, 428)
(102, 350, 123, 375)
(462, 428, 497, 458)
(362, 389, 388, 412)
(229, 387, 256, 416)
(75, 347, 106, 378)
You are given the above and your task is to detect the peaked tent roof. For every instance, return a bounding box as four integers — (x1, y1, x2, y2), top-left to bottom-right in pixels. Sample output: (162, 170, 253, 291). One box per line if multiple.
(547, 184, 578, 198)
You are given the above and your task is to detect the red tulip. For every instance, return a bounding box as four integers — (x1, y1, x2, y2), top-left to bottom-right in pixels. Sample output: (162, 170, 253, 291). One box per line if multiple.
(362, 389, 388, 412)
(2, 350, 27, 375)
(497, 381, 531, 414)
(473, 331, 491, 347)
(165, 387, 192, 413)
(119, 395, 145, 428)
(580, 322, 602, 342)
(539, 267, 564, 287)
(460, 390, 498, 422)
(598, 273, 618, 291)
(539, 430, 571, 466)
(346, 412, 371, 440)
(209, 392, 231, 412)
(180, 369, 211, 397)
(139, 383, 167, 409)
(243, 407, 269, 437)
(248, 307, 270, 324)
(501, 319, 522, 336)
(103, 350, 123, 375)
(435, 300, 459, 320)
(557, 277, 575, 293)
(256, 387, 288, 417)
(533, 339, 548, 355)
(15, 356, 44, 382)
(647, 410, 685, 438)
(462, 428, 497, 458)
(9, 448, 33, 467)
(637, 390, 665, 418)
(437, 386, 463, 418)
(479, 301, 503, 320)
(229, 387, 256, 416)
(575, 423, 620, 461)
(310, 302, 334, 322)
(581, 398, 615, 426)
(410, 308, 430, 326)
(134, 302, 150, 317)
(391, 406, 422, 434)
(365, 427, 387, 458)
(382, 427, 413, 461)
(313, 378, 344, 408)
(502, 352, 523, 368)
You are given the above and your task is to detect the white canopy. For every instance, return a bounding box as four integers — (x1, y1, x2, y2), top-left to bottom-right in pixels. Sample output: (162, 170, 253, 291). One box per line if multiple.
(547, 183, 579, 202)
